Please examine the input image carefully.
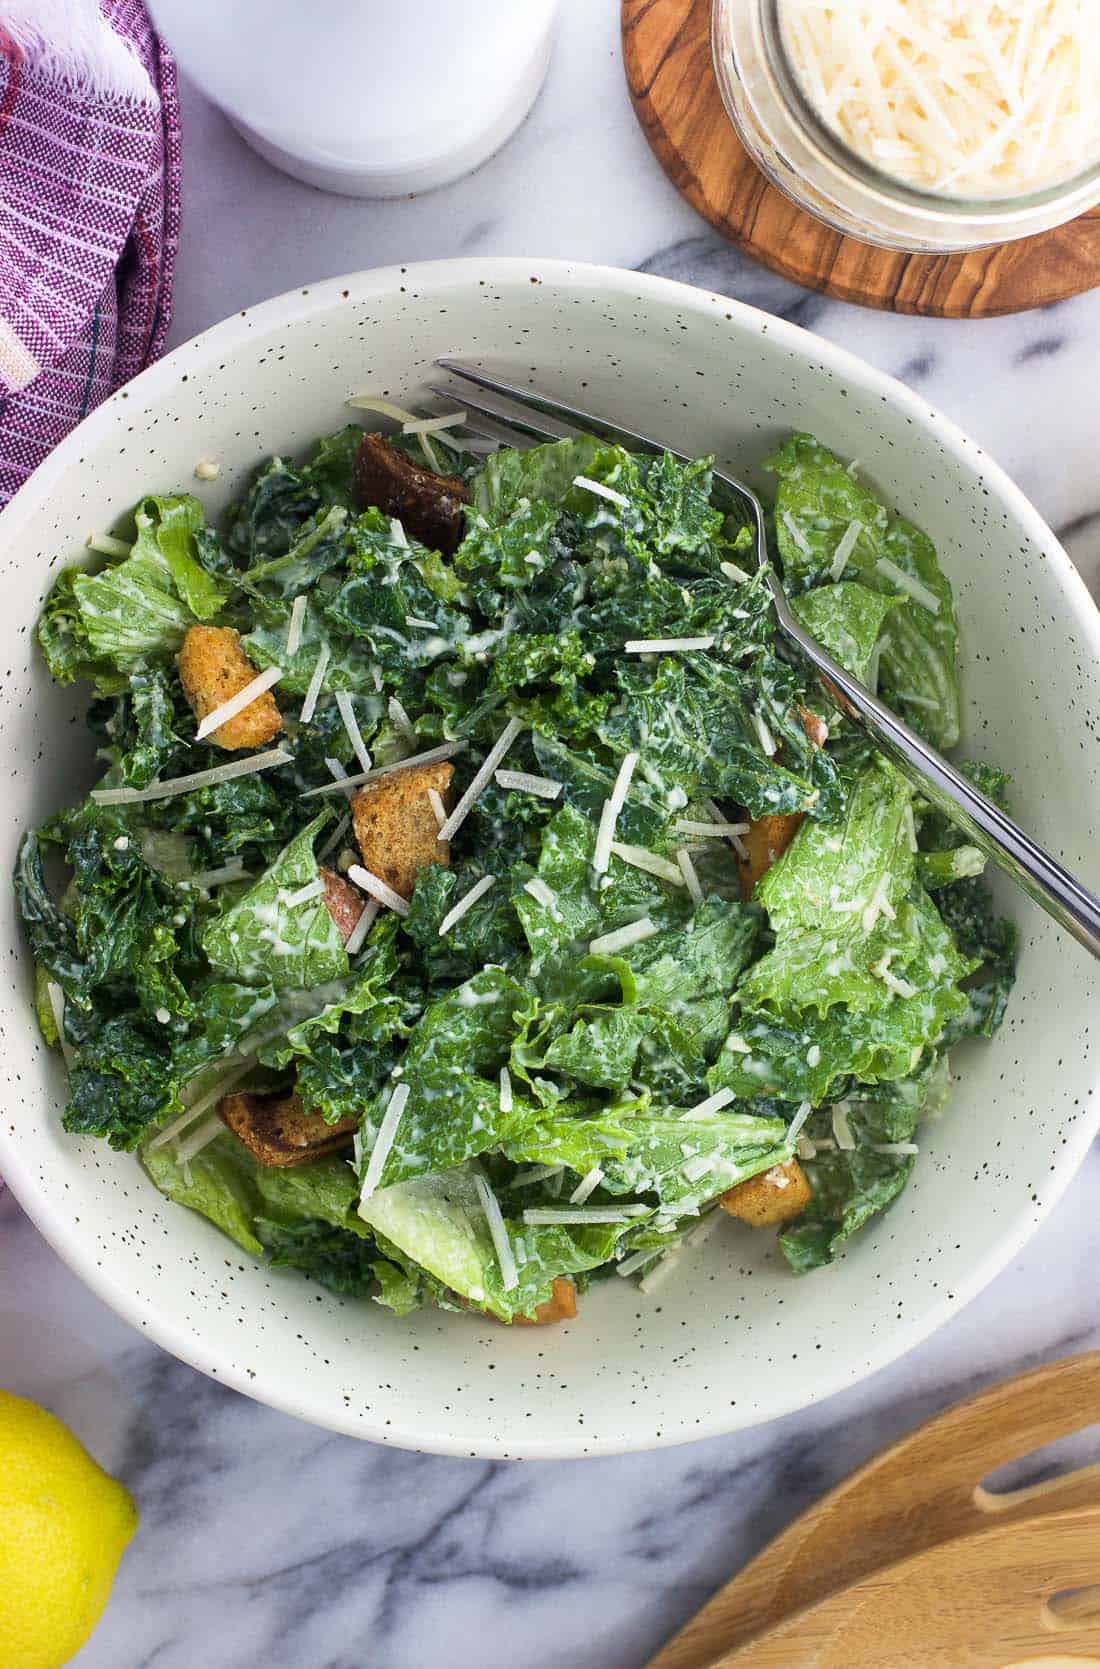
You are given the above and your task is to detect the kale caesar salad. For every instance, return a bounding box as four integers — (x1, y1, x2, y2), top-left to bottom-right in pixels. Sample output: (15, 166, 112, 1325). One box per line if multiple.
(17, 412, 1017, 1324)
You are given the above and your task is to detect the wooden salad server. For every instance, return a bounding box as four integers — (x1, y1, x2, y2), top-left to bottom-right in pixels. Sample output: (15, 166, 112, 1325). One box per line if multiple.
(649, 1354, 1100, 1669)
(707, 1504, 1100, 1667)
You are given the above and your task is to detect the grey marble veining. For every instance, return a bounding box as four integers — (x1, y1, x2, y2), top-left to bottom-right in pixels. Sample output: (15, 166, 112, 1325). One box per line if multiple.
(2, 1, 1099, 1663)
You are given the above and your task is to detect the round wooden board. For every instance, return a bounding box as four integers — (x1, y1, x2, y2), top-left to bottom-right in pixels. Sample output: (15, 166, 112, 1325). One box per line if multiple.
(622, 0, 1100, 318)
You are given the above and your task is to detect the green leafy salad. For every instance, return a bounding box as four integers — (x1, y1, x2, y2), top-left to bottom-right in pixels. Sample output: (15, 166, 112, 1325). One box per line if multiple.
(17, 417, 1017, 1323)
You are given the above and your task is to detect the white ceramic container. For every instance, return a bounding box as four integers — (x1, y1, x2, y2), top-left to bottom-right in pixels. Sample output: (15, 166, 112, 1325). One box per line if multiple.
(145, 0, 560, 197)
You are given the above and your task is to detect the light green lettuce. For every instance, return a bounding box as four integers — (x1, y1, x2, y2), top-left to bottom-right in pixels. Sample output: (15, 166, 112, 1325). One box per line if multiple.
(201, 813, 348, 991)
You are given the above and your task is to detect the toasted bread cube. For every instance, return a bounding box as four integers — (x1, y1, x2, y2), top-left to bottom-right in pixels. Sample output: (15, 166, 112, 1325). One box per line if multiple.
(798, 704, 829, 748)
(353, 431, 468, 555)
(218, 1091, 356, 1168)
(320, 865, 366, 944)
(177, 625, 283, 752)
(512, 1277, 578, 1326)
(351, 760, 454, 901)
(737, 812, 804, 900)
(720, 1159, 812, 1228)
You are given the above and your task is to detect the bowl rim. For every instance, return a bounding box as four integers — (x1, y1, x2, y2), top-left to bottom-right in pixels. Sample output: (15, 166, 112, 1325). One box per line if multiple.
(1, 255, 1098, 1458)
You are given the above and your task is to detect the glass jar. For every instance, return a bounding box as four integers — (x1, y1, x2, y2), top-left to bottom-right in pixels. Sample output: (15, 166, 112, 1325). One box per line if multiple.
(711, 0, 1100, 253)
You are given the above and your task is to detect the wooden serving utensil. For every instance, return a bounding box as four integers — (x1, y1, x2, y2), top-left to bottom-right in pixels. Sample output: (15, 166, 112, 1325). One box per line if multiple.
(649, 1354, 1100, 1669)
(708, 1505, 1100, 1668)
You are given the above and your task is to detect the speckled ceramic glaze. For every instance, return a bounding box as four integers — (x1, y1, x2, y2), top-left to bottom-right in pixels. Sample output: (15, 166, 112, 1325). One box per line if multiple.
(1, 260, 1097, 1458)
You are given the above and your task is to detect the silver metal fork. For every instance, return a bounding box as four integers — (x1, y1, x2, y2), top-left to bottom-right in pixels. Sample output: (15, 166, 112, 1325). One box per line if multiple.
(431, 357, 1100, 960)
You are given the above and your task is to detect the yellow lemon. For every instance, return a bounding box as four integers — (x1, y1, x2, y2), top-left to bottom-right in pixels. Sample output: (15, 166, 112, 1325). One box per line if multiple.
(0, 1389, 138, 1669)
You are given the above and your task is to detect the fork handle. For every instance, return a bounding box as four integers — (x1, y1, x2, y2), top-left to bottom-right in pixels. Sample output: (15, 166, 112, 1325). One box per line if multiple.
(773, 579, 1100, 960)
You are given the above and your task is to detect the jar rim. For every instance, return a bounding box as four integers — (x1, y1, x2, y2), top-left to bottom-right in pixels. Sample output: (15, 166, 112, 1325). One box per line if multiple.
(733, 0, 1100, 222)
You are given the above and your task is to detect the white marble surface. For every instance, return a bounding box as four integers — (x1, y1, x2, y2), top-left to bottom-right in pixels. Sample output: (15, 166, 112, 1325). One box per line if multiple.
(4, 2, 1100, 1664)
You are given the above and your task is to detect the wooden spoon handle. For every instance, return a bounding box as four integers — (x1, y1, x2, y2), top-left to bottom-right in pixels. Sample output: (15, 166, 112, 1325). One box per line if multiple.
(712, 1505, 1100, 1668)
(648, 1353, 1100, 1669)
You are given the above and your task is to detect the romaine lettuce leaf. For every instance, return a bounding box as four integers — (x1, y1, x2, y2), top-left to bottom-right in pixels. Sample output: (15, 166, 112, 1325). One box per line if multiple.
(596, 657, 820, 819)
(131, 495, 230, 620)
(790, 581, 898, 681)
(142, 1129, 264, 1255)
(514, 801, 668, 962)
(55, 493, 230, 681)
(201, 813, 348, 991)
(768, 436, 960, 746)
(357, 1162, 622, 1321)
(778, 1148, 914, 1274)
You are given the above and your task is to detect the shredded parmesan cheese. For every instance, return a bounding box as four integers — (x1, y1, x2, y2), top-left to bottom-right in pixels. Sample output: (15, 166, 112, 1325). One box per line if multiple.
(573, 474, 631, 508)
(92, 747, 293, 806)
(347, 863, 411, 917)
(499, 1066, 513, 1115)
(347, 395, 420, 423)
(387, 695, 417, 748)
(832, 1102, 856, 1151)
(335, 691, 373, 774)
(473, 1172, 518, 1290)
(402, 410, 467, 436)
(436, 717, 524, 843)
(524, 877, 559, 911)
(175, 1112, 224, 1163)
(594, 750, 639, 876)
(781, 510, 811, 554)
(788, 1100, 814, 1143)
(588, 916, 657, 956)
(875, 557, 941, 613)
(675, 847, 705, 906)
(639, 1245, 687, 1295)
(180, 860, 251, 890)
(494, 769, 563, 800)
(779, 0, 1100, 199)
(522, 1205, 649, 1225)
(872, 1141, 920, 1155)
(830, 519, 863, 581)
(300, 740, 467, 799)
(752, 711, 778, 757)
(300, 644, 331, 725)
(147, 1059, 256, 1150)
(624, 636, 715, 654)
(324, 757, 355, 799)
(427, 787, 448, 830)
(86, 531, 132, 558)
(673, 818, 750, 838)
(360, 1082, 410, 1201)
(509, 1163, 562, 1188)
(437, 873, 496, 937)
(283, 877, 325, 908)
(318, 812, 351, 861)
(570, 1167, 605, 1205)
(610, 841, 686, 886)
(682, 1153, 716, 1184)
(344, 897, 379, 957)
(46, 982, 73, 1068)
(720, 558, 753, 584)
(682, 1086, 736, 1119)
(285, 595, 307, 658)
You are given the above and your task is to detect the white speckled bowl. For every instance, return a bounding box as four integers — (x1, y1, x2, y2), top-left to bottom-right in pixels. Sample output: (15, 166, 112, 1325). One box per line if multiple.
(1, 260, 1098, 1457)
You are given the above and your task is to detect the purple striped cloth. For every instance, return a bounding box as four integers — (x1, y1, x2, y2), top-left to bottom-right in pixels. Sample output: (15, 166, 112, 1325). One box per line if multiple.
(0, 0, 181, 507)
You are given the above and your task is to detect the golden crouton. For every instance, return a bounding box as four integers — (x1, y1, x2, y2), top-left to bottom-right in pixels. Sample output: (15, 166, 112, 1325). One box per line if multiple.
(177, 625, 283, 751)
(512, 1277, 578, 1326)
(351, 760, 453, 900)
(218, 1091, 357, 1168)
(737, 812, 804, 900)
(798, 704, 829, 749)
(353, 432, 468, 555)
(320, 865, 366, 944)
(720, 1159, 812, 1228)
